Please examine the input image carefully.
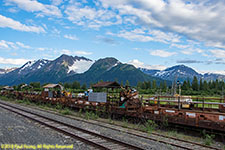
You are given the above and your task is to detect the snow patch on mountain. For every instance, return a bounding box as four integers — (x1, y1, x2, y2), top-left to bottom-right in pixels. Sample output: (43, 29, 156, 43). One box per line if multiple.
(0, 68, 17, 74)
(67, 59, 93, 74)
(19, 61, 36, 73)
(107, 61, 120, 71)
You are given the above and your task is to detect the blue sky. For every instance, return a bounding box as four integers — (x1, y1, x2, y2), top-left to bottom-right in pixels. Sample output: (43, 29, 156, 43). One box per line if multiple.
(0, 0, 225, 74)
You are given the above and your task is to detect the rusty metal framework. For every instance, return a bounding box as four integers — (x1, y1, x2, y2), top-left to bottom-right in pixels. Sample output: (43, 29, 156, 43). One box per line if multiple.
(1, 89, 225, 132)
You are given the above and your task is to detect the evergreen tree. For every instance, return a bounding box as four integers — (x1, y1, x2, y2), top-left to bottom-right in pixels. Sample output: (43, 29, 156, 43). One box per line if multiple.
(64, 82, 71, 89)
(72, 81, 80, 89)
(187, 78, 191, 90)
(141, 82, 147, 89)
(125, 80, 130, 86)
(199, 78, 203, 91)
(182, 80, 188, 90)
(192, 76, 199, 91)
(160, 81, 163, 89)
(163, 81, 167, 91)
(137, 81, 142, 89)
(120, 81, 123, 87)
(81, 84, 87, 90)
(152, 80, 157, 89)
(30, 82, 40, 89)
(203, 80, 208, 91)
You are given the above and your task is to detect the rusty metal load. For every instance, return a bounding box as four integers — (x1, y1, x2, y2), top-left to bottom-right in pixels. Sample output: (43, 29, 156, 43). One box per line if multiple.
(1, 82, 225, 133)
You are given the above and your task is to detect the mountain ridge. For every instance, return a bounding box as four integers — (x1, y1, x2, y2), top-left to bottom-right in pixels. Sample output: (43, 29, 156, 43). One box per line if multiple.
(140, 65, 225, 82)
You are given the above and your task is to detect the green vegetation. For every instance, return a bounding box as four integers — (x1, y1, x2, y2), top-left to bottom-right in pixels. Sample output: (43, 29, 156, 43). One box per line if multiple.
(139, 120, 158, 134)
(60, 107, 72, 115)
(202, 130, 215, 146)
(84, 111, 99, 120)
(137, 76, 225, 96)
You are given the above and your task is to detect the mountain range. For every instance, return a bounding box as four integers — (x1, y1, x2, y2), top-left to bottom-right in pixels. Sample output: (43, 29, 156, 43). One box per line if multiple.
(140, 65, 225, 82)
(0, 54, 164, 86)
(0, 54, 224, 86)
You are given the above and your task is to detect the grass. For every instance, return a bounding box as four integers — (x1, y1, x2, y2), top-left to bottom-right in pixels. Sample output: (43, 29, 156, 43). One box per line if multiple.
(84, 111, 99, 120)
(139, 120, 158, 134)
(202, 130, 215, 146)
(60, 107, 72, 115)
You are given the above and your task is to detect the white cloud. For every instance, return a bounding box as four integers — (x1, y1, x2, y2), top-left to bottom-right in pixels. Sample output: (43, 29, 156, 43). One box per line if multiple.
(181, 48, 204, 55)
(210, 49, 225, 58)
(150, 50, 176, 57)
(0, 40, 10, 49)
(16, 42, 31, 49)
(99, 0, 225, 49)
(171, 43, 190, 49)
(6, 0, 62, 17)
(108, 28, 180, 44)
(64, 34, 78, 40)
(0, 57, 31, 65)
(128, 59, 166, 70)
(199, 70, 225, 75)
(65, 2, 122, 29)
(61, 49, 92, 56)
(74, 51, 92, 55)
(0, 14, 45, 33)
(0, 40, 33, 50)
(51, 0, 64, 6)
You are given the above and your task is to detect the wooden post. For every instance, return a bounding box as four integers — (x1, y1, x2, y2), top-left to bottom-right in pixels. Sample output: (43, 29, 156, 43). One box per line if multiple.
(178, 96, 181, 110)
(157, 96, 160, 107)
(203, 97, 204, 111)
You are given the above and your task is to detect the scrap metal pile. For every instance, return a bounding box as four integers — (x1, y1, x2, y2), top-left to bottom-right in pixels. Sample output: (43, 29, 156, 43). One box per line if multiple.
(1, 82, 225, 132)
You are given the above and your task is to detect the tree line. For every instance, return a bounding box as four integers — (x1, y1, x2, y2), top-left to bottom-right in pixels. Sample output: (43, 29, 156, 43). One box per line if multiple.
(136, 76, 225, 96)
(4, 76, 225, 96)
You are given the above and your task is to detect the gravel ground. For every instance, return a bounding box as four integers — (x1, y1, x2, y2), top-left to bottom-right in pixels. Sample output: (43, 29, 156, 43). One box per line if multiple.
(0, 106, 91, 150)
(0, 100, 177, 150)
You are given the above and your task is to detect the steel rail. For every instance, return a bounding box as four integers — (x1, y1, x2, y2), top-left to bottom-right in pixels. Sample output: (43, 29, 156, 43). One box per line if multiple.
(0, 101, 143, 150)
(0, 100, 221, 150)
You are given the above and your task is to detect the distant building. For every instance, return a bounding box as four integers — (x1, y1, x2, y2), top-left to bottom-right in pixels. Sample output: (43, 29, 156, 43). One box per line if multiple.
(2, 86, 14, 91)
(43, 84, 64, 91)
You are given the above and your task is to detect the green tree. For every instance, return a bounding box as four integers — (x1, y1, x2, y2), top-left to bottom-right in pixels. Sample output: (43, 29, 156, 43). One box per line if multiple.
(160, 81, 163, 90)
(81, 84, 87, 90)
(182, 80, 188, 90)
(125, 80, 130, 86)
(137, 81, 142, 89)
(203, 80, 208, 91)
(187, 78, 191, 90)
(152, 80, 157, 89)
(121, 81, 123, 87)
(192, 76, 199, 91)
(163, 81, 167, 91)
(30, 82, 40, 89)
(64, 82, 71, 89)
(72, 81, 80, 89)
(199, 78, 203, 91)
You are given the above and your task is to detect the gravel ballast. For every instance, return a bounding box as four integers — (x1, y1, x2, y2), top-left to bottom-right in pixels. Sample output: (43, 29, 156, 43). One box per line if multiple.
(0, 99, 177, 150)
(0, 106, 91, 150)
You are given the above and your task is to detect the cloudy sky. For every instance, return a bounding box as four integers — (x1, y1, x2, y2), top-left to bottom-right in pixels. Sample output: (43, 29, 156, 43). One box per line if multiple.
(0, 0, 225, 74)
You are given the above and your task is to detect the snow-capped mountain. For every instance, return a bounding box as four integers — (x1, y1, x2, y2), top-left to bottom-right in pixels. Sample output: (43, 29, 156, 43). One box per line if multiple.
(139, 68, 160, 76)
(0, 55, 166, 86)
(0, 55, 93, 85)
(62, 57, 165, 86)
(18, 59, 50, 75)
(67, 58, 93, 74)
(140, 65, 225, 82)
(0, 67, 17, 74)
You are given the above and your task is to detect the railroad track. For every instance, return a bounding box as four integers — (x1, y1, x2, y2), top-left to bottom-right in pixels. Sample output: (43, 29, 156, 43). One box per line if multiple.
(0, 100, 222, 150)
(59, 116, 222, 150)
(29, 107, 220, 150)
(0, 102, 143, 150)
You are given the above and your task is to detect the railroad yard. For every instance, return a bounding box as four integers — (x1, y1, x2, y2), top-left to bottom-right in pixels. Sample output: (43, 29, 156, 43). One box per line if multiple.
(0, 82, 225, 150)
